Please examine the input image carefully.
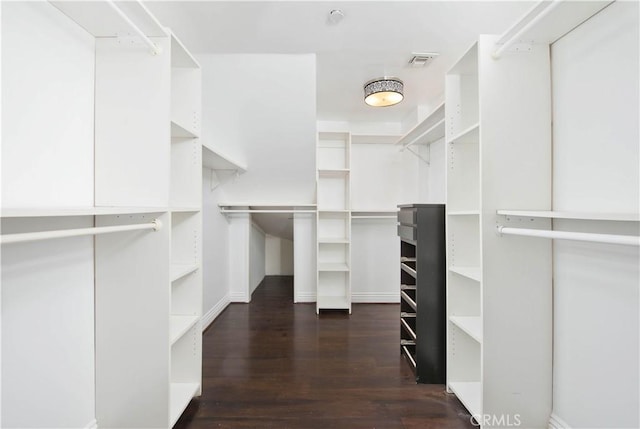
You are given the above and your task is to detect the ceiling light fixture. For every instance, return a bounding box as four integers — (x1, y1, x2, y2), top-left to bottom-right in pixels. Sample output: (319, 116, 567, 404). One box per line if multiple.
(364, 77, 404, 107)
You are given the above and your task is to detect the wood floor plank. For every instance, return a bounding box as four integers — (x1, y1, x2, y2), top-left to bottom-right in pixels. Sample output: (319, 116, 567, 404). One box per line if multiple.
(174, 276, 473, 428)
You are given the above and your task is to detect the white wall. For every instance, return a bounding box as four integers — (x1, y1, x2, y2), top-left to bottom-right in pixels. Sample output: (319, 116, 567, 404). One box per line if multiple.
(265, 235, 294, 276)
(2, 1, 94, 208)
(551, 2, 639, 427)
(351, 219, 399, 302)
(293, 214, 316, 302)
(249, 222, 266, 294)
(418, 138, 446, 203)
(1, 3, 96, 427)
(202, 171, 230, 328)
(198, 54, 316, 205)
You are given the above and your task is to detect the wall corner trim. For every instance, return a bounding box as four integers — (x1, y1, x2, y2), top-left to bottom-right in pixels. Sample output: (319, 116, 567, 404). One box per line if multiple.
(549, 413, 571, 429)
(202, 294, 231, 331)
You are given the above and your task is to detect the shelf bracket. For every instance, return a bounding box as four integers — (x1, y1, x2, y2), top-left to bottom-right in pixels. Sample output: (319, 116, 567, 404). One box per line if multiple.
(208, 168, 240, 191)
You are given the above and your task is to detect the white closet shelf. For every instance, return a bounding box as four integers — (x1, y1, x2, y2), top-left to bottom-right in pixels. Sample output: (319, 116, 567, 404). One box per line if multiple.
(318, 169, 350, 177)
(448, 210, 480, 216)
(396, 102, 445, 148)
(449, 266, 481, 282)
(171, 33, 200, 69)
(450, 316, 483, 343)
(448, 382, 482, 418)
(170, 315, 199, 345)
(169, 382, 200, 427)
(317, 209, 350, 214)
(1, 207, 167, 218)
(202, 145, 247, 173)
(317, 263, 349, 272)
(50, 1, 167, 38)
(316, 295, 350, 309)
(448, 123, 479, 144)
(171, 263, 199, 282)
(496, 210, 640, 222)
(171, 120, 199, 138)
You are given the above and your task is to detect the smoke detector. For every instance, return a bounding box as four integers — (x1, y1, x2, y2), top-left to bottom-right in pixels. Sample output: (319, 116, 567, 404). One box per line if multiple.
(408, 52, 439, 67)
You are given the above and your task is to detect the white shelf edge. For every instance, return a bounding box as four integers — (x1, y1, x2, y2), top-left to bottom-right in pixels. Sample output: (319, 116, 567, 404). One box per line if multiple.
(1, 206, 168, 218)
(171, 120, 199, 138)
(318, 169, 350, 177)
(448, 382, 482, 418)
(449, 266, 481, 282)
(317, 210, 350, 214)
(317, 262, 350, 272)
(496, 210, 640, 222)
(351, 134, 402, 145)
(170, 315, 199, 345)
(448, 122, 480, 144)
(171, 263, 199, 282)
(169, 382, 200, 427)
(450, 316, 483, 343)
(202, 144, 247, 173)
(218, 203, 316, 208)
(396, 101, 445, 147)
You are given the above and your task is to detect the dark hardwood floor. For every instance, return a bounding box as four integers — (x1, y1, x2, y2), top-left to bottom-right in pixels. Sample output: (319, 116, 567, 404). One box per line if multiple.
(175, 276, 474, 429)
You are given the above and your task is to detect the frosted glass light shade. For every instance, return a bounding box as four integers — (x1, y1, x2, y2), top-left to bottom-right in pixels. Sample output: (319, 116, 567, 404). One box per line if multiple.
(364, 78, 404, 107)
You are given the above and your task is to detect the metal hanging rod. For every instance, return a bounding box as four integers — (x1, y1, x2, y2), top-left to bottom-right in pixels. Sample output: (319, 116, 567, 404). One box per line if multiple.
(493, 0, 564, 59)
(106, 0, 162, 55)
(1, 220, 161, 245)
(497, 226, 640, 247)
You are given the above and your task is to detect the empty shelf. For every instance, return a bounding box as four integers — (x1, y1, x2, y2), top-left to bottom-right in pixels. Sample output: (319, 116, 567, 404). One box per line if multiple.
(170, 382, 200, 427)
(171, 120, 199, 138)
(448, 382, 482, 418)
(317, 295, 350, 309)
(448, 210, 480, 216)
(171, 263, 199, 282)
(317, 237, 350, 244)
(318, 169, 350, 177)
(448, 123, 479, 144)
(449, 266, 481, 282)
(450, 316, 482, 343)
(496, 210, 640, 222)
(170, 315, 199, 345)
(318, 263, 349, 272)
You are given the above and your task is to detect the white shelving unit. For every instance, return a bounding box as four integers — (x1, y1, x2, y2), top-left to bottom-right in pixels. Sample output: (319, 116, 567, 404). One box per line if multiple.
(316, 132, 351, 313)
(445, 36, 553, 428)
(396, 102, 445, 148)
(2, 3, 202, 428)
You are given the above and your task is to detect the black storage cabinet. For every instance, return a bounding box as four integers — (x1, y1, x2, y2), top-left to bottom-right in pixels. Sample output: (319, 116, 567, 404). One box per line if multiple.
(397, 204, 446, 383)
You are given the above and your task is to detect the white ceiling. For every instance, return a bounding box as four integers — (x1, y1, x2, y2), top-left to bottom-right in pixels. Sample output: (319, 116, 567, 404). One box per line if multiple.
(145, 1, 535, 124)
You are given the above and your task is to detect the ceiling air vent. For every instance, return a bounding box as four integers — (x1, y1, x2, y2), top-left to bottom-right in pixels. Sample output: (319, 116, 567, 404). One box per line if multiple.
(408, 53, 439, 67)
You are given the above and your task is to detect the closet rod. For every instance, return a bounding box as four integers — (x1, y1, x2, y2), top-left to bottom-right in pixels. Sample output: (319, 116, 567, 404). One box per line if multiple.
(497, 226, 640, 247)
(492, 0, 563, 59)
(0, 220, 161, 245)
(106, 0, 162, 55)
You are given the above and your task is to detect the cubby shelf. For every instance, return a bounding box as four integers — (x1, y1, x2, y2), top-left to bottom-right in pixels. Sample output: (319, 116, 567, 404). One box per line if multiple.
(448, 123, 479, 144)
(448, 382, 482, 418)
(449, 266, 481, 282)
(170, 315, 199, 345)
(171, 263, 199, 282)
(450, 316, 482, 343)
(317, 262, 350, 272)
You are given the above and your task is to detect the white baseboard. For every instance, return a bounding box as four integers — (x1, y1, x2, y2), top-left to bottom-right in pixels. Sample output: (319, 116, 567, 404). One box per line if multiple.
(85, 419, 98, 429)
(230, 291, 249, 303)
(294, 292, 316, 303)
(352, 292, 399, 303)
(549, 413, 571, 429)
(201, 294, 230, 331)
